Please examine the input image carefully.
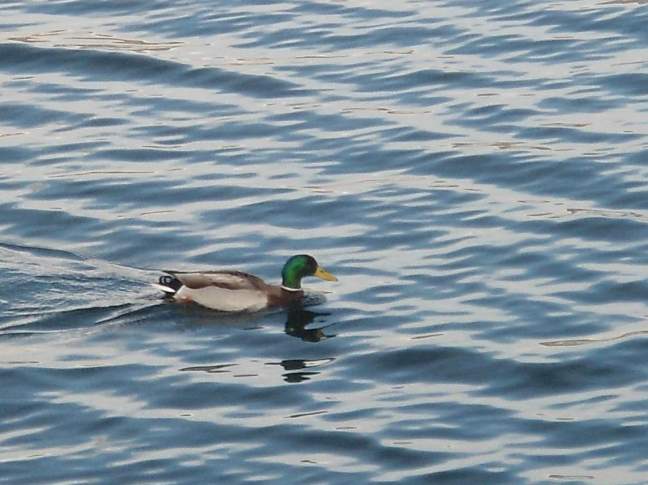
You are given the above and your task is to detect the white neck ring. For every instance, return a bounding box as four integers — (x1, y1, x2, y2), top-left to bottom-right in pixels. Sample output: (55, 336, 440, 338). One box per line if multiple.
(281, 285, 302, 292)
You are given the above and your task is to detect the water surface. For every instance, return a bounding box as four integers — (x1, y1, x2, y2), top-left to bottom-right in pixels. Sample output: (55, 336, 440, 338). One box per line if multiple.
(2, 1, 648, 483)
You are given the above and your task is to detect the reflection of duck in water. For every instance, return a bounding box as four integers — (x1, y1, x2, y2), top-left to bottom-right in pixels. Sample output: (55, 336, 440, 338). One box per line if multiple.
(284, 305, 334, 342)
(153, 255, 337, 312)
(278, 358, 335, 383)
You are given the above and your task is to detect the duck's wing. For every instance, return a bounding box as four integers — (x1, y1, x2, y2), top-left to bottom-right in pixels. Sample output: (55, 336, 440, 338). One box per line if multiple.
(164, 270, 268, 291)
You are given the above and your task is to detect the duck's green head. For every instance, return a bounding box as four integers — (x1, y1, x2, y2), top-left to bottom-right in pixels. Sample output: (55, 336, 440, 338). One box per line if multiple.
(281, 254, 337, 290)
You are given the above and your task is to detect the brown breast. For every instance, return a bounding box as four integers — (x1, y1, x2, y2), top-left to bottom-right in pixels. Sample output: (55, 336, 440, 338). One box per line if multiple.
(266, 285, 305, 307)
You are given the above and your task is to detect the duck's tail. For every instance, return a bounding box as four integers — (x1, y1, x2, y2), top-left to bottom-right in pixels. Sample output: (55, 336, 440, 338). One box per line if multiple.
(152, 274, 182, 295)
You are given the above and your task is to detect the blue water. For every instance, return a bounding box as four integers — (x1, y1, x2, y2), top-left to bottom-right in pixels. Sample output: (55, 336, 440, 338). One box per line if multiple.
(2, 1, 648, 483)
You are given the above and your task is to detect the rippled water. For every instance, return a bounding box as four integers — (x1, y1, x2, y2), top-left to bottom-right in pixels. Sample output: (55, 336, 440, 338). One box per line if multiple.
(2, 1, 648, 483)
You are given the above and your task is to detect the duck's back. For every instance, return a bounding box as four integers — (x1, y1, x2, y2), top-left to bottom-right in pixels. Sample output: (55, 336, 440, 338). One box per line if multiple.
(164, 270, 271, 312)
(171, 270, 268, 291)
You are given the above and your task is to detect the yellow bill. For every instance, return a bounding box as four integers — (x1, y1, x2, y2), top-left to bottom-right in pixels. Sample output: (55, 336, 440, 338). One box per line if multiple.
(314, 266, 338, 281)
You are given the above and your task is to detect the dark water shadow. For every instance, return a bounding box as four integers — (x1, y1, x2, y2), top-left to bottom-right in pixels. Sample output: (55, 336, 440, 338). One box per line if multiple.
(159, 296, 337, 342)
(173, 300, 339, 384)
(284, 304, 335, 343)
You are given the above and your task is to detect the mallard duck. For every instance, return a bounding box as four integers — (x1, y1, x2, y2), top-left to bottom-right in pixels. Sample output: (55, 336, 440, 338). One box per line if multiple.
(153, 254, 337, 312)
